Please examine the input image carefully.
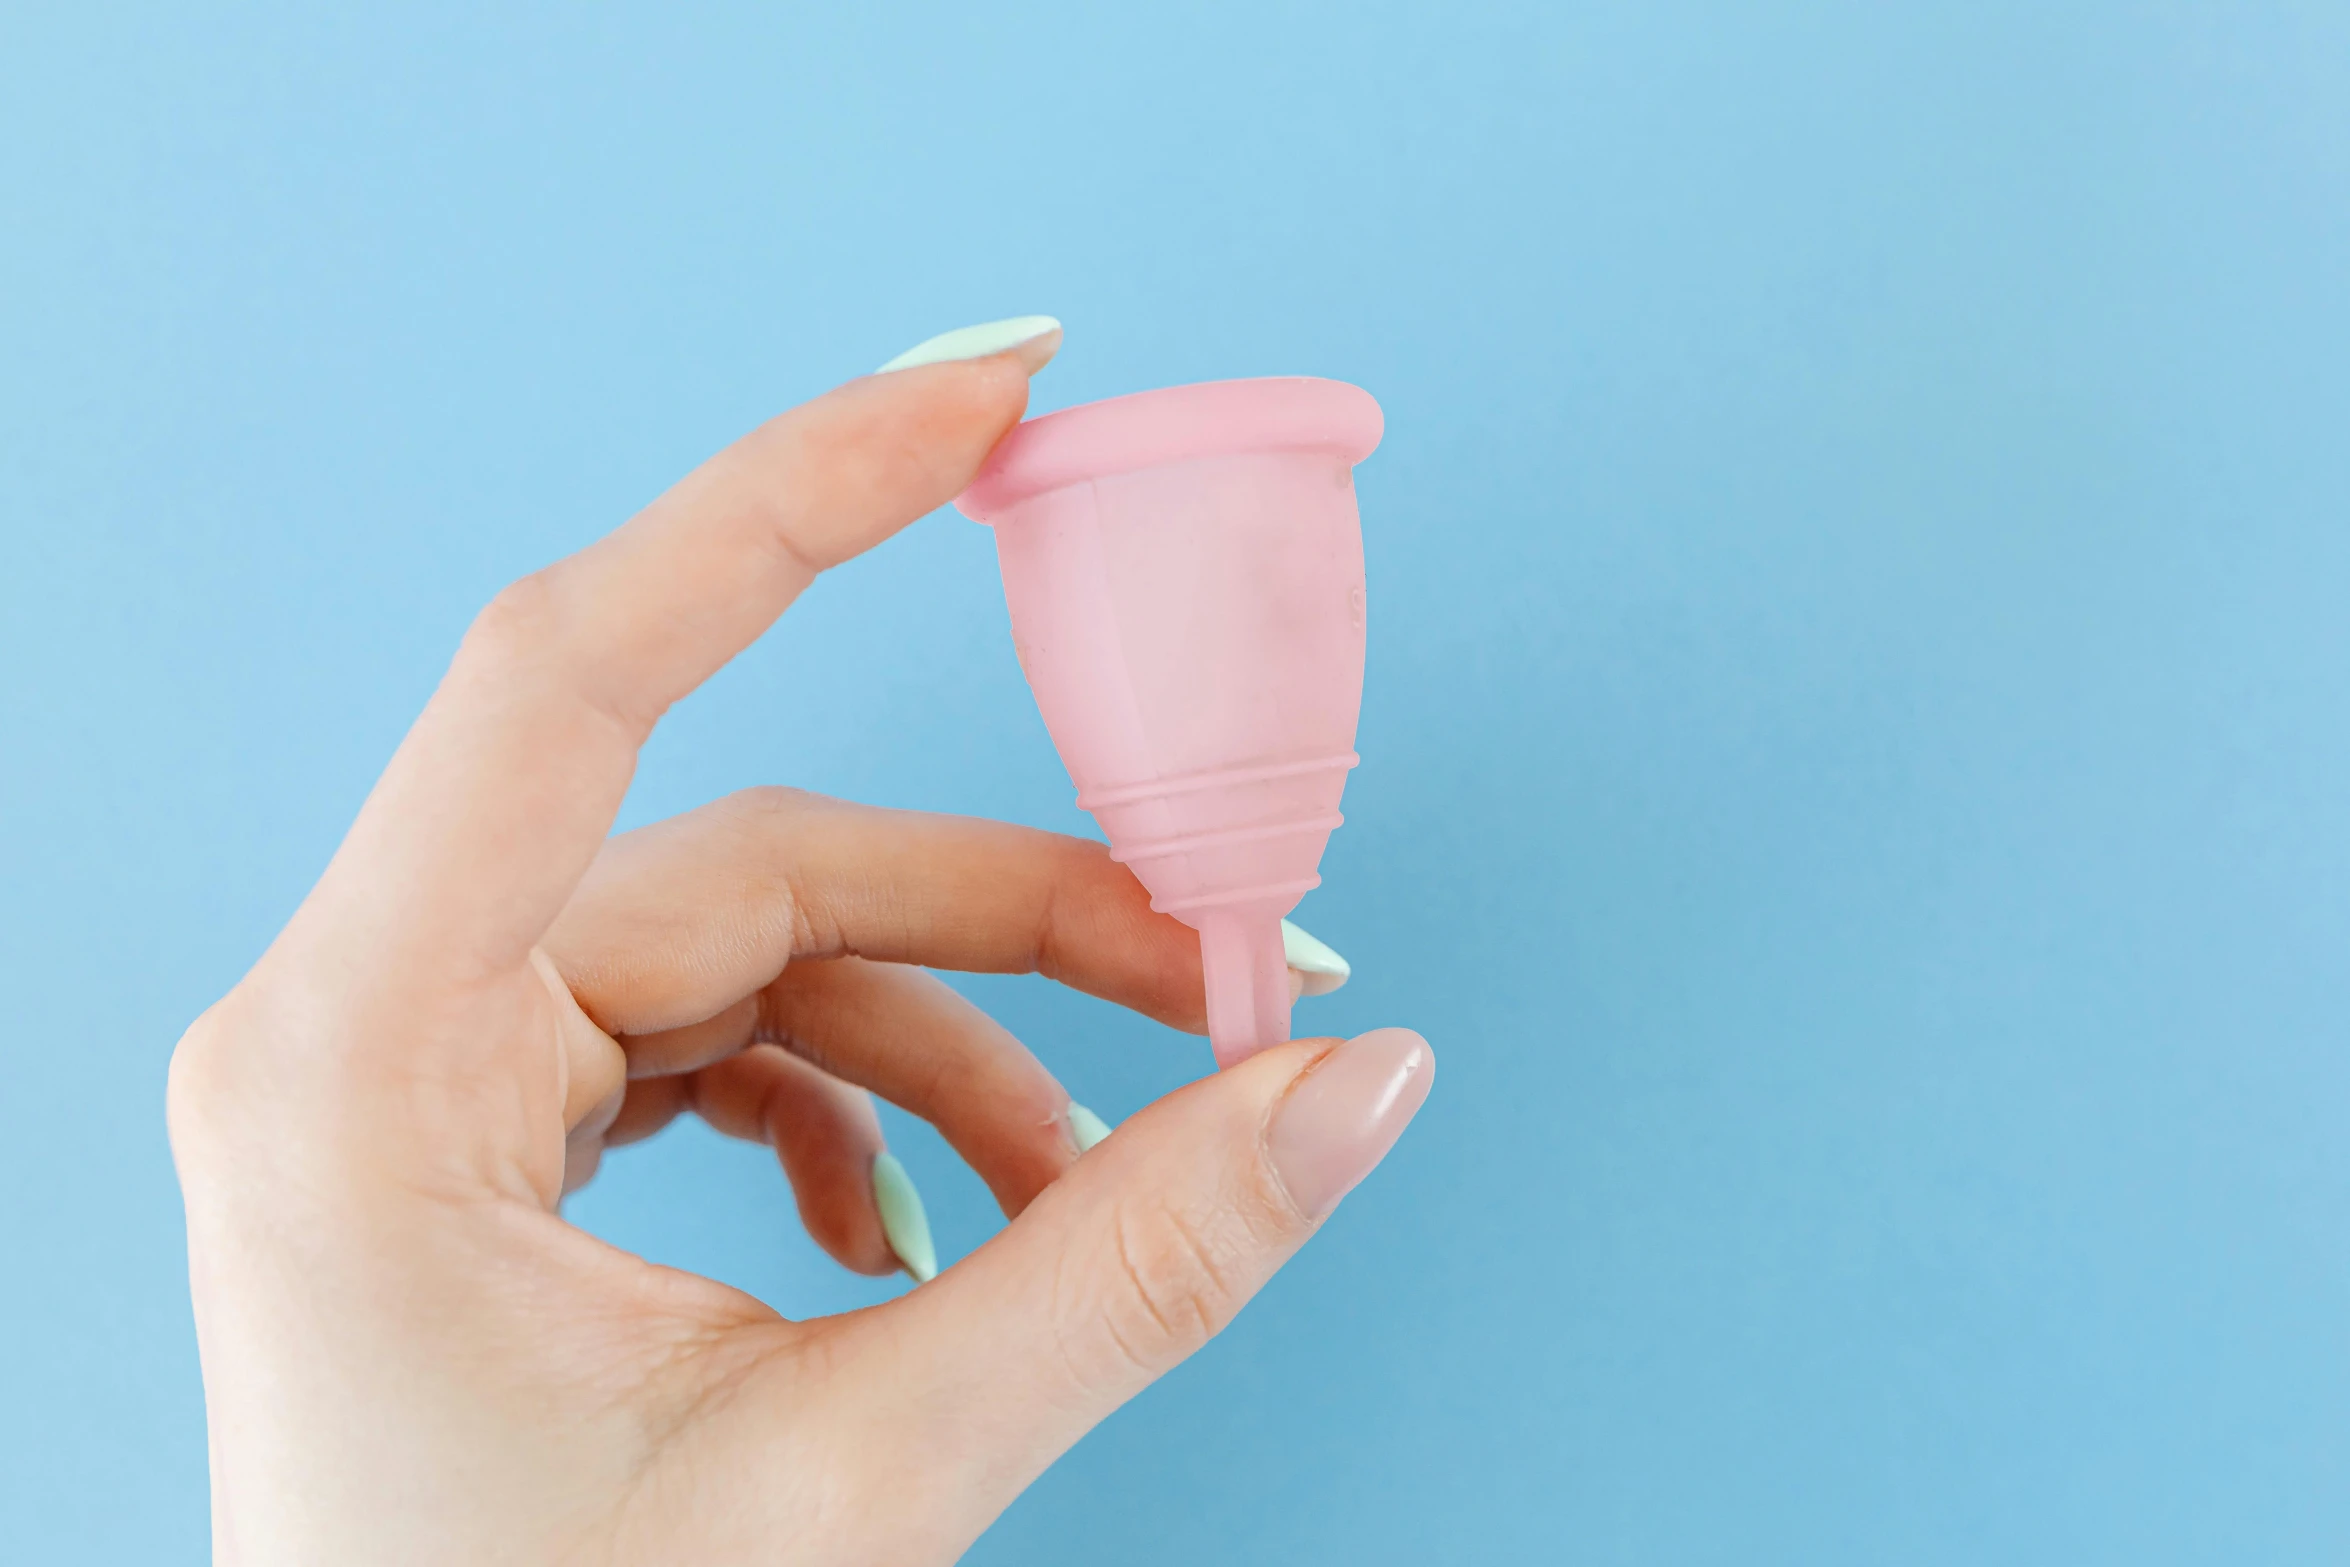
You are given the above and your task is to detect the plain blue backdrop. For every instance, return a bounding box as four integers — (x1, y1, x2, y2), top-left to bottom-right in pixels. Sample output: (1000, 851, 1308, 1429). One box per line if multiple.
(5, 1, 2348, 1560)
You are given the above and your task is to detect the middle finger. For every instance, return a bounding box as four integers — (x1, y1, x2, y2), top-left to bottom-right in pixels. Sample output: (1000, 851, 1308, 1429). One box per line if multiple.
(628, 957, 1086, 1220)
(545, 788, 1211, 1041)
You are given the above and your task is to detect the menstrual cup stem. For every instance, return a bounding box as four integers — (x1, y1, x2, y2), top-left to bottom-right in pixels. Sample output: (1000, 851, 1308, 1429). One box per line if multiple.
(1199, 910, 1293, 1069)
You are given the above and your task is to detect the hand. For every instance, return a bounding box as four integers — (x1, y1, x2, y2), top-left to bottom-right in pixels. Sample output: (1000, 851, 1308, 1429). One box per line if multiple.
(167, 329, 1435, 1566)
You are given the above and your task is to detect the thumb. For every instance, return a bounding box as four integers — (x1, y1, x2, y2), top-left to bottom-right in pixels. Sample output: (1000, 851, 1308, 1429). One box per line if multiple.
(869, 1027, 1433, 1515)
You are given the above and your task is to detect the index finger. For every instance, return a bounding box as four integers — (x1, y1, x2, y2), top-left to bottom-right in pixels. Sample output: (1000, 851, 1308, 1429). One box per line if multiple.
(288, 344, 1048, 985)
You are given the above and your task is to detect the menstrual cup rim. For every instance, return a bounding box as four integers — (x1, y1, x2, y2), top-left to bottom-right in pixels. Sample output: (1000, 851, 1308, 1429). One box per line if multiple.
(953, 375, 1383, 522)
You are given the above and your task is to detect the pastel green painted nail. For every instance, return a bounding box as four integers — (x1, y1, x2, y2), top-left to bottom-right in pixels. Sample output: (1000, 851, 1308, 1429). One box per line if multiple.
(1068, 1102, 1114, 1153)
(870, 1152, 937, 1283)
(876, 315, 1062, 375)
(1281, 918, 1351, 998)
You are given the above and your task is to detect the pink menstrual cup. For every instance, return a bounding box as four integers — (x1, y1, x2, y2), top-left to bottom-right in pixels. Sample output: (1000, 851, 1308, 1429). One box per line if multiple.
(956, 377, 1381, 1069)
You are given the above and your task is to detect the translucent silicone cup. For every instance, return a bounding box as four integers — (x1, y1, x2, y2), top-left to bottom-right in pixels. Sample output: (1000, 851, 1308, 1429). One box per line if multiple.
(956, 377, 1382, 1068)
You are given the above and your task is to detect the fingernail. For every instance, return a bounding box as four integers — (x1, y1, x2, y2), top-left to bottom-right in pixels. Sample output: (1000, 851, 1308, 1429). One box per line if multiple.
(870, 1152, 938, 1283)
(1282, 918, 1351, 998)
(1067, 1101, 1114, 1153)
(1267, 1028, 1433, 1221)
(876, 315, 1063, 376)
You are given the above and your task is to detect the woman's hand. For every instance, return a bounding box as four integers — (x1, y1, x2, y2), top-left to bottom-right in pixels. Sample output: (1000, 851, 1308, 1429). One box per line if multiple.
(167, 328, 1434, 1566)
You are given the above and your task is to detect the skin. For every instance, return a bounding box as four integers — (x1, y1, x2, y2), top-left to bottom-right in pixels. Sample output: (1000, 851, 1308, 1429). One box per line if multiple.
(168, 346, 1432, 1564)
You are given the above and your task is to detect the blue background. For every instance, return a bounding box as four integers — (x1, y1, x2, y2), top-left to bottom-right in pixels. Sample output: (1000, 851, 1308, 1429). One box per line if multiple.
(5, 2, 2348, 1560)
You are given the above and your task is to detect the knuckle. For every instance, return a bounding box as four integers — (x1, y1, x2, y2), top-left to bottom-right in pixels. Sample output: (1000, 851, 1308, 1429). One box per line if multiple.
(165, 983, 305, 1171)
(458, 571, 564, 672)
(163, 1002, 236, 1152)
(709, 787, 850, 951)
(164, 987, 309, 1181)
(719, 784, 821, 822)
(165, 982, 378, 1192)
(1089, 1196, 1245, 1382)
